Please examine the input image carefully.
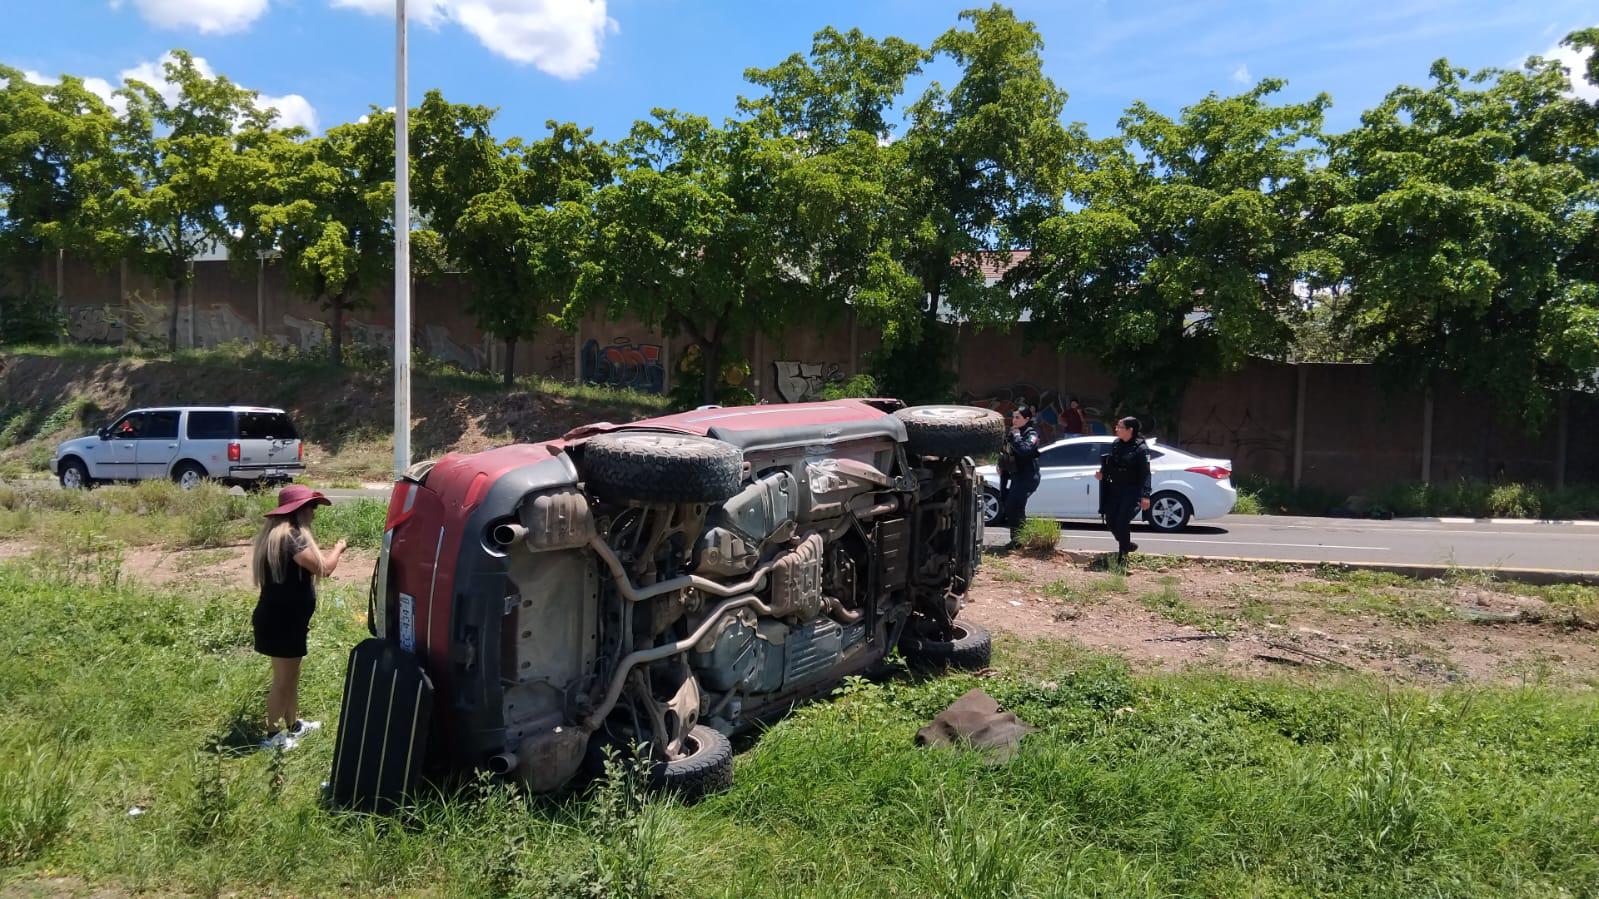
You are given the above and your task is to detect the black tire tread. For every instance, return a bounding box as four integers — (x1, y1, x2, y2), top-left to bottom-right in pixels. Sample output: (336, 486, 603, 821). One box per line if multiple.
(583, 433, 743, 504)
(901, 621, 993, 671)
(896, 406, 1005, 459)
(650, 724, 733, 801)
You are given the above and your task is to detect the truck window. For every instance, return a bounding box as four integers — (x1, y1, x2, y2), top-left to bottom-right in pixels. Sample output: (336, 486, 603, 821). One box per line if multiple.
(186, 411, 234, 439)
(237, 412, 299, 440)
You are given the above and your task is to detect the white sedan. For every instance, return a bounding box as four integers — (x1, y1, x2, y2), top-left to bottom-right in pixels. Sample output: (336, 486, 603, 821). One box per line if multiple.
(977, 437, 1236, 531)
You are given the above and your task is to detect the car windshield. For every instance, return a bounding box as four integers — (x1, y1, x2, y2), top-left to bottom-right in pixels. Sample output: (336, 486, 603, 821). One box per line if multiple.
(237, 412, 298, 440)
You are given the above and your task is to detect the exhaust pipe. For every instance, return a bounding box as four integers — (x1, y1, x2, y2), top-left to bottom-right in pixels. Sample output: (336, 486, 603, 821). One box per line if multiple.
(490, 523, 527, 547)
(486, 752, 518, 775)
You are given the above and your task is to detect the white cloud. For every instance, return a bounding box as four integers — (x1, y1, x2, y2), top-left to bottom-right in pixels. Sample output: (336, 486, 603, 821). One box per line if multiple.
(259, 93, 319, 131)
(120, 53, 318, 129)
(1231, 63, 1251, 85)
(22, 69, 57, 85)
(1545, 41, 1598, 102)
(110, 0, 271, 34)
(331, 0, 614, 79)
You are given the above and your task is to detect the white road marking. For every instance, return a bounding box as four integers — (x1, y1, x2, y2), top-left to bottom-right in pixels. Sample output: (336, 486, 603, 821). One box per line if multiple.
(1064, 533, 1390, 551)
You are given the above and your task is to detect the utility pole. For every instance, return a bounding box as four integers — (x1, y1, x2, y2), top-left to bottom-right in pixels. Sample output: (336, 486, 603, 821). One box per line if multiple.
(393, 0, 411, 479)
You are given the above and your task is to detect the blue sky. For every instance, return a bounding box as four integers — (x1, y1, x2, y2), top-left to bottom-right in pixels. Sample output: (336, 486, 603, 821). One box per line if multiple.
(4, 1, 1595, 141)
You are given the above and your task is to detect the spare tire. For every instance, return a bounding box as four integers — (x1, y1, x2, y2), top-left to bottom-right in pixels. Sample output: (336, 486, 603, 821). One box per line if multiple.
(901, 620, 993, 672)
(896, 405, 1005, 459)
(649, 724, 733, 801)
(582, 432, 743, 504)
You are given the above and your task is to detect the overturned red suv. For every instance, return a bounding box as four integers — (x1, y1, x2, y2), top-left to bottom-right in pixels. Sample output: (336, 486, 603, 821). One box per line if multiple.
(368, 399, 1003, 797)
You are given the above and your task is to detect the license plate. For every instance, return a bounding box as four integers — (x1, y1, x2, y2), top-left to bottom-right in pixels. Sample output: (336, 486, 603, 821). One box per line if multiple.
(398, 593, 416, 653)
(266, 468, 282, 477)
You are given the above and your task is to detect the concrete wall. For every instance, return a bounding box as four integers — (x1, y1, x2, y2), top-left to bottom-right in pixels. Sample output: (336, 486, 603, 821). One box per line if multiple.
(39, 254, 1597, 493)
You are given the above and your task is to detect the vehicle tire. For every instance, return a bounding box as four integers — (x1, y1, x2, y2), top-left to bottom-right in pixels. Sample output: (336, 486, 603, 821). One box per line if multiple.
(581, 433, 743, 504)
(895, 405, 1005, 459)
(58, 458, 91, 490)
(980, 487, 1003, 526)
(1144, 491, 1192, 531)
(649, 724, 733, 801)
(172, 462, 209, 492)
(901, 620, 992, 672)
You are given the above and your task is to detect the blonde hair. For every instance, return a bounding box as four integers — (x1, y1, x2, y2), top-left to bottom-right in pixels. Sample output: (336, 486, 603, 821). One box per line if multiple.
(252, 507, 323, 586)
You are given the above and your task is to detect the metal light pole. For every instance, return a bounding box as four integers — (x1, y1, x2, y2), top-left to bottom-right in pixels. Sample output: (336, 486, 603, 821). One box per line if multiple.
(393, 0, 411, 478)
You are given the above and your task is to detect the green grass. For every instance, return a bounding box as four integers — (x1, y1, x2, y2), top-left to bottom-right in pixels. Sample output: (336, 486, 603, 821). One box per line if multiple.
(3, 560, 1599, 896)
(1138, 575, 1230, 632)
(1011, 517, 1060, 554)
(0, 482, 387, 551)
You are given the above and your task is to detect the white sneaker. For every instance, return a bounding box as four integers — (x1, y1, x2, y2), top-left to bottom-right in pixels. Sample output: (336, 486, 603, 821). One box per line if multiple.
(290, 719, 322, 739)
(259, 731, 299, 752)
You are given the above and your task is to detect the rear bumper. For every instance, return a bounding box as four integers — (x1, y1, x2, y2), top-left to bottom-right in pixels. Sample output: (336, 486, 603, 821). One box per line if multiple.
(1191, 482, 1238, 520)
(227, 464, 306, 481)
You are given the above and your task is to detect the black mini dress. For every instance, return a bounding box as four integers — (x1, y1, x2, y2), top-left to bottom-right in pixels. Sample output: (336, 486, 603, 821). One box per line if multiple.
(253, 528, 317, 658)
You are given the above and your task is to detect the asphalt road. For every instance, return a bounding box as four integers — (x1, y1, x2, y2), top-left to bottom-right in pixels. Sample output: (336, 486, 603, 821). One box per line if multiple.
(318, 483, 1596, 574)
(984, 514, 1599, 573)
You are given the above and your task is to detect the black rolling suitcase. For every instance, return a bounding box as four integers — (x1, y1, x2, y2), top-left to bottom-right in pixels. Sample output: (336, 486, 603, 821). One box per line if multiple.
(328, 638, 434, 813)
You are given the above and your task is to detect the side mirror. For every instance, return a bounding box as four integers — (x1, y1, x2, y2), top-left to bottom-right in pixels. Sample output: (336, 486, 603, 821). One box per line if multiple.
(98, 427, 109, 440)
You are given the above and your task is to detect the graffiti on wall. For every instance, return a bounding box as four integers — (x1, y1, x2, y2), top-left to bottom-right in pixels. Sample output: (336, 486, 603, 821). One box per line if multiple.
(773, 361, 846, 403)
(68, 305, 126, 344)
(959, 384, 1114, 443)
(1185, 403, 1290, 471)
(581, 337, 665, 393)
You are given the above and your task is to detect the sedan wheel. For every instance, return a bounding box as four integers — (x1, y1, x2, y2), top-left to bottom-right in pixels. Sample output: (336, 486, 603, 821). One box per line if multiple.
(1146, 492, 1192, 531)
(980, 489, 1001, 525)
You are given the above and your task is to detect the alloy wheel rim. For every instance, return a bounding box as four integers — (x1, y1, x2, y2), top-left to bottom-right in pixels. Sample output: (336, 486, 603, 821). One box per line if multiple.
(1153, 497, 1183, 528)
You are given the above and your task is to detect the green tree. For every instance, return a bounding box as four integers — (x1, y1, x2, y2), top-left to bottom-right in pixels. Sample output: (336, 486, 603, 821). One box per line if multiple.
(233, 115, 395, 366)
(741, 7, 1073, 404)
(1010, 80, 1329, 422)
(1327, 53, 1599, 424)
(570, 109, 878, 404)
(450, 122, 610, 385)
(104, 50, 279, 352)
(0, 68, 119, 294)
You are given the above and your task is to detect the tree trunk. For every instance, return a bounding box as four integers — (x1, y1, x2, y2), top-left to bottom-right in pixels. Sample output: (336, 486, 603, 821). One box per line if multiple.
(503, 336, 517, 387)
(700, 339, 722, 406)
(330, 294, 345, 368)
(167, 277, 181, 353)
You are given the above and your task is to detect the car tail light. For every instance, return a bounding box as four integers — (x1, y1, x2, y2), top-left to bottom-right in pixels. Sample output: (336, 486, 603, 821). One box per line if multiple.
(227, 442, 241, 462)
(1185, 465, 1231, 479)
(386, 481, 418, 529)
(296, 442, 303, 461)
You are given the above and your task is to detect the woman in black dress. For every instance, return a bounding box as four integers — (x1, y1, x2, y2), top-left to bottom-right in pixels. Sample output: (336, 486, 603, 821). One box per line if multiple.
(1096, 417, 1152, 564)
(252, 485, 345, 750)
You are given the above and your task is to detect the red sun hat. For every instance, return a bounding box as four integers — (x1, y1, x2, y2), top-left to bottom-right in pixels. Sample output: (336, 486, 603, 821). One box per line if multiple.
(265, 484, 332, 518)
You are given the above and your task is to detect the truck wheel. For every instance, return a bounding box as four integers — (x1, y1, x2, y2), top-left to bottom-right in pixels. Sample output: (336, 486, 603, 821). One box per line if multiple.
(172, 462, 208, 491)
(59, 458, 91, 490)
(901, 621, 992, 672)
(582, 433, 743, 504)
(896, 406, 1005, 459)
(649, 725, 733, 801)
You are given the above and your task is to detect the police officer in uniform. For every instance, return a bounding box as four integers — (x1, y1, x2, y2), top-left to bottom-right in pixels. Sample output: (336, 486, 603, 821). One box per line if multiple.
(1096, 416, 1152, 562)
(1003, 405, 1041, 545)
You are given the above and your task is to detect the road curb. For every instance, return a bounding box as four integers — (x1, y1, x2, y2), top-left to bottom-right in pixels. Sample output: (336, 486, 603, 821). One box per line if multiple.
(1130, 554, 1598, 587)
(1396, 516, 1599, 527)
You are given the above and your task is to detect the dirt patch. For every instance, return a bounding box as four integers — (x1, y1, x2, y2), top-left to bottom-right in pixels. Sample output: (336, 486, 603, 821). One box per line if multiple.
(965, 551, 1599, 688)
(115, 542, 378, 592)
